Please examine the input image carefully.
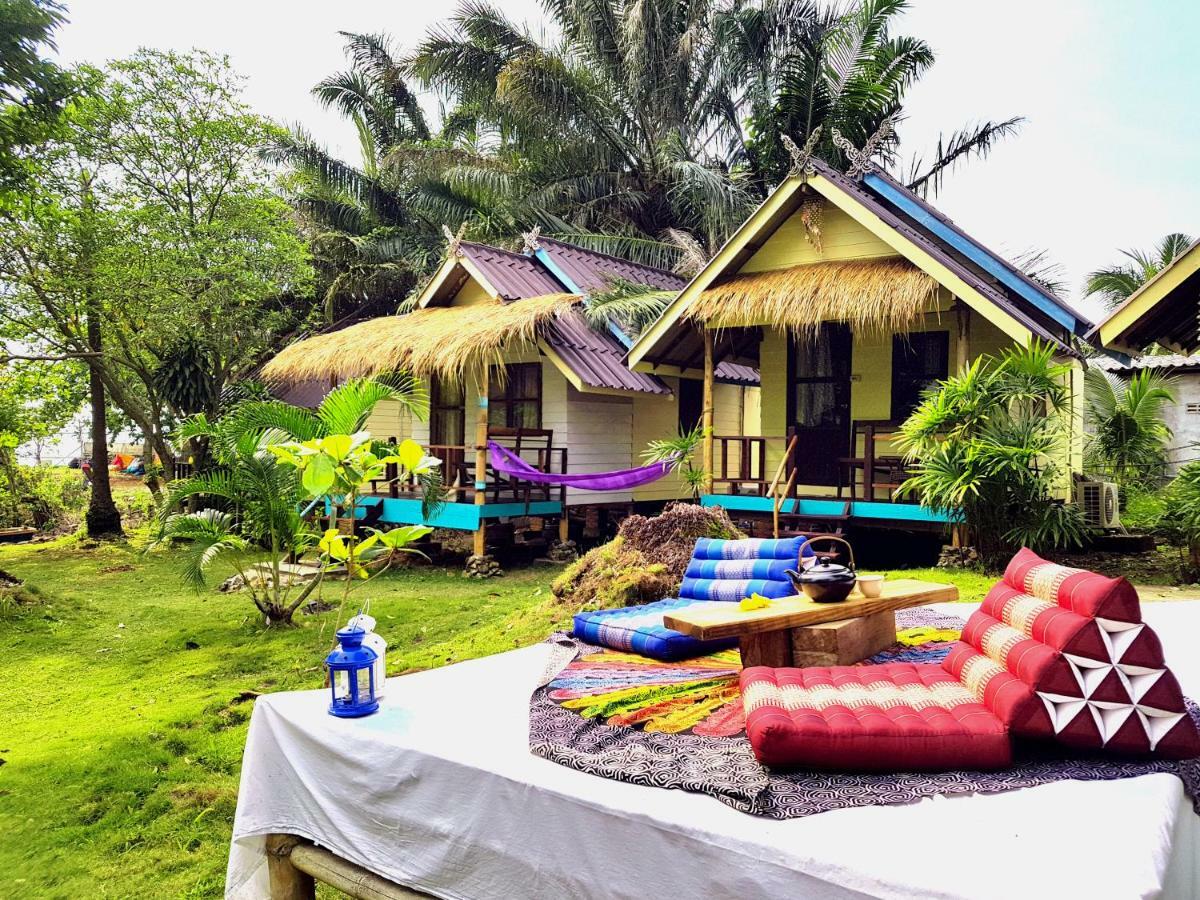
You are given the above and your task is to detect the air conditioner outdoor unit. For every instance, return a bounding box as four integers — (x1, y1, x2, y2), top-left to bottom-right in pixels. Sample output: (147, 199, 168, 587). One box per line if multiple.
(1075, 480, 1121, 529)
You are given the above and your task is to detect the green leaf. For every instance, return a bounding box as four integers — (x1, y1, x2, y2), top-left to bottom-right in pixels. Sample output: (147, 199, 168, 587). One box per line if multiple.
(322, 433, 353, 461)
(303, 453, 336, 496)
(398, 438, 424, 471)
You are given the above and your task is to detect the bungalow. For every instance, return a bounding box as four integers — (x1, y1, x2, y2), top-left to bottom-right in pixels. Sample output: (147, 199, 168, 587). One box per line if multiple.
(626, 156, 1093, 543)
(1089, 237, 1200, 356)
(262, 235, 759, 563)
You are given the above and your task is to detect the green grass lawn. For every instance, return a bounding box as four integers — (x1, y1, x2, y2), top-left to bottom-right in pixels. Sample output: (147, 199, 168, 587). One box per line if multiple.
(0, 535, 994, 898)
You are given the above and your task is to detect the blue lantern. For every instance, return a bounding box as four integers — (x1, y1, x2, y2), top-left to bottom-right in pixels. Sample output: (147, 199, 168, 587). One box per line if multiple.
(326, 626, 379, 718)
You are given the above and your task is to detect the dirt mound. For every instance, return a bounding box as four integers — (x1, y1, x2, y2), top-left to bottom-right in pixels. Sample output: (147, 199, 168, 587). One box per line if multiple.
(552, 502, 745, 612)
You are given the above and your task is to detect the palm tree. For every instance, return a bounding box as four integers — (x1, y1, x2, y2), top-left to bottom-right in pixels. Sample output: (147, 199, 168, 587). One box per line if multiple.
(1083, 368, 1175, 485)
(407, 0, 1022, 266)
(153, 377, 429, 625)
(725, 0, 1022, 196)
(408, 0, 757, 260)
(1084, 233, 1194, 311)
(264, 33, 448, 321)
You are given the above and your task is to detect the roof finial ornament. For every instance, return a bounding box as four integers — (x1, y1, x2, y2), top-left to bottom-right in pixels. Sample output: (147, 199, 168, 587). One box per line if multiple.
(442, 223, 467, 256)
(831, 115, 896, 179)
(521, 226, 543, 254)
(781, 127, 822, 180)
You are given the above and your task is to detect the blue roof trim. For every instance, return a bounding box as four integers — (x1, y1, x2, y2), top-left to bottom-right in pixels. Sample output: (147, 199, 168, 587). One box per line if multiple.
(531, 247, 583, 295)
(861, 173, 1083, 336)
(606, 320, 633, 348)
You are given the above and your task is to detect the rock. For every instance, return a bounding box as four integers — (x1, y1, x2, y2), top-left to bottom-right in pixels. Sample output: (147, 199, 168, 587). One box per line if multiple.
(937, 545, 980, 568)
(464, 554, 503, 579)
(218, 574, 245, 593)
(546, 540, 579, 563)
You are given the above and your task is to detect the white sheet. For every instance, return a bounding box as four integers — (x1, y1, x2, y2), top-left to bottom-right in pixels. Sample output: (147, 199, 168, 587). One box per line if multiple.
(226, 603, 1200, 899)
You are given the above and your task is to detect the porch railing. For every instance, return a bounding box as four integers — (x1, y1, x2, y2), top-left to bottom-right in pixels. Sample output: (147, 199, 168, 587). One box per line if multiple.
(371, 430, 569, 507)
(709, 424, 912, 503)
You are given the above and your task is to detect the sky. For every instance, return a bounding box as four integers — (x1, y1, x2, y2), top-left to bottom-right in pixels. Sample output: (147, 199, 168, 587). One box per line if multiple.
(53, 0, 1200, 322)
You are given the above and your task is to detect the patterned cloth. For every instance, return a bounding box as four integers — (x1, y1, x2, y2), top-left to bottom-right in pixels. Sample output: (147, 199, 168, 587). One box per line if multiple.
(530, 608, 1200, 819)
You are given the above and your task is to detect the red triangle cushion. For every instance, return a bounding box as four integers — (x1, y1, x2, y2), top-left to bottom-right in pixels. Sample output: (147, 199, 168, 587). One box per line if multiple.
(945, 549, 1200, 759)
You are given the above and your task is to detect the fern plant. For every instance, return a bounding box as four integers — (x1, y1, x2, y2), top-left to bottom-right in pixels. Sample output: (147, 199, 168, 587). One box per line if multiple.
(895, 342, 1086, 568)
(643, 426, 705, 500)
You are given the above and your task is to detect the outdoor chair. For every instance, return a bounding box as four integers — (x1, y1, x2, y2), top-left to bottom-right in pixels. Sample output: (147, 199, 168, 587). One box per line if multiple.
(572, 536, 815, 661)
(741, 549, 1200, 772)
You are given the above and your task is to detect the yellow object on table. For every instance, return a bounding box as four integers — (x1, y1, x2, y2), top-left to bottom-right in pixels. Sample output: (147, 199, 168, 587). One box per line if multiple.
(739, 593, 772, 611)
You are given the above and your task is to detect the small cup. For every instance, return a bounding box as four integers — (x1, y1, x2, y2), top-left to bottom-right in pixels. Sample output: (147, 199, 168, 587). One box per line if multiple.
(856, 574, 885, 598)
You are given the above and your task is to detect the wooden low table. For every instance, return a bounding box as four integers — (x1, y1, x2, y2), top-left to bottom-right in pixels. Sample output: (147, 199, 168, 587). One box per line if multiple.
(663, 578, 958, 667)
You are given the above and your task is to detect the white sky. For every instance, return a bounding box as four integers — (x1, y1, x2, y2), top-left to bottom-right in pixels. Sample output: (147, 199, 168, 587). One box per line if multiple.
(56, 0, 1200, 320)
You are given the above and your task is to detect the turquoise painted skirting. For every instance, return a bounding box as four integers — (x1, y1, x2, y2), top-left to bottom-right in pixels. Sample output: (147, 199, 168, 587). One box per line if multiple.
(360, 496, 564, 530)
(699, 494, 952, 525)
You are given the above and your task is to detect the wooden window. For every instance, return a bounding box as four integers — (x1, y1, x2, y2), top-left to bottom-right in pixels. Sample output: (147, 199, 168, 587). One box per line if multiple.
(430, 377, 466, 446)
(891, 331, 949, 422)
(488, 363, 542, 429)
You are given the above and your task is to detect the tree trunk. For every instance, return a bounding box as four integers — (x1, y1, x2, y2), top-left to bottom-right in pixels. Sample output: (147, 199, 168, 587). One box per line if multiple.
(81, 174, 122, 539)
(85, 358, 123, 537)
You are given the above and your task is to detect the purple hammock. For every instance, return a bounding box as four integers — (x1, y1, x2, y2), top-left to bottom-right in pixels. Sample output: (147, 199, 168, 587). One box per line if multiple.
(487, 441, 676, 491)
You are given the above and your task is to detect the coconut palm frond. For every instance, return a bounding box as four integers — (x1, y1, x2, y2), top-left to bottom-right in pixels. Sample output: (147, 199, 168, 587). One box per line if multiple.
(904, 117, 1024, 198)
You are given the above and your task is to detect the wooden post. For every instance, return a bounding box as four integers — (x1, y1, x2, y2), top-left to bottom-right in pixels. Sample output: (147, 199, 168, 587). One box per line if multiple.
(955, 301, 970, 374)
(265, 834, 315, 900)
(702, 329, 715, 495)
(473, 365, 489, 558)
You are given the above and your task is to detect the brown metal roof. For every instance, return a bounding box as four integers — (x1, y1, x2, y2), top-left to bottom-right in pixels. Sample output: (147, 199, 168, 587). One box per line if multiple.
(537, 238, 687, 293)
(457, 241, 563, 300)
(544, 312, 671, 395)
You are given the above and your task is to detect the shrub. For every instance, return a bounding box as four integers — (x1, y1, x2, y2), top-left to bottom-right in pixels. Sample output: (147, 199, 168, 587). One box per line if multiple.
(1158, 463, 1200, 579)
(896, 342, 1087, 569)
(1083, 368, 1175, 487)
(0, 464, 88, 531)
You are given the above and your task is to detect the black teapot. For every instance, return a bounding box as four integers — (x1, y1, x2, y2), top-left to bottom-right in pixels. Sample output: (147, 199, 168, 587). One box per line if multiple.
(784, 535, 857, 603)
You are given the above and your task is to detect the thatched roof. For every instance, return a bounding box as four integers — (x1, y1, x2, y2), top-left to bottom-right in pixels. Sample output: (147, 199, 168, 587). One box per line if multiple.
(687, 258, 939, 336)
(262, 293, 580, 384)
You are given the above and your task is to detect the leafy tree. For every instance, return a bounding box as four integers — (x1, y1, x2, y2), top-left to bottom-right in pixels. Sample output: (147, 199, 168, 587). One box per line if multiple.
(0, 50, 314, 501)
(896, 342, 1086, 567)
(1084, 233, 1194, 311)
(0, 0, 74, 192)
(1083, 368, 1175, 486)
(1159, 463, 1200, 579)
(408, 0, 755, 256)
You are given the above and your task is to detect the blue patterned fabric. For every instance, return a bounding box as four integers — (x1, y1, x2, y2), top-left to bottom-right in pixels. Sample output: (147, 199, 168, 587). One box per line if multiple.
(571, 598, 738, 661)
(572, 536, 812, 660)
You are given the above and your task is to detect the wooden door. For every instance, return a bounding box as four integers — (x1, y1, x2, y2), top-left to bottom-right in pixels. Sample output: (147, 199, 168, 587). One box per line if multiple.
(788, 324, 852, 487)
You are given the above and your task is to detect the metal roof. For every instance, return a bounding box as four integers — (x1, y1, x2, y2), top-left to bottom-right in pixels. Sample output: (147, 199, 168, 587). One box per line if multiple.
(536, 238, 687, 293)
(1092, 352, 1200, 372)
(544, 312, 671, 395)
(457, 241, 564, 300)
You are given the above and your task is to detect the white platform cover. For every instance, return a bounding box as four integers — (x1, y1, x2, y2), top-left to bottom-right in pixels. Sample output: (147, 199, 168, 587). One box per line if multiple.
(226, 603, 1200, 899)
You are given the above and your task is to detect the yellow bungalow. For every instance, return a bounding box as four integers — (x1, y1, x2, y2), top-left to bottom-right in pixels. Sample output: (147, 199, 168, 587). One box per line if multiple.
(626, 157, 1093, 539)
(1090, 237, 1200, 355)
(263, 235, 759, 558)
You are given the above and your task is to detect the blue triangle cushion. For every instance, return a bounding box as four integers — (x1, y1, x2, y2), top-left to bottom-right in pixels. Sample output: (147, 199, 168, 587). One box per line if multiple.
(572, 537, 813, 661)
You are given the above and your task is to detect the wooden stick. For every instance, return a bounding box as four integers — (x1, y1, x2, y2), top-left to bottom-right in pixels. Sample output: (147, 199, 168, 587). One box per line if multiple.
(265, 834, 315, 900)
(473, 364, 489, 558)
(288, 842, 430, 900)
(702, 329, 715, 495)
